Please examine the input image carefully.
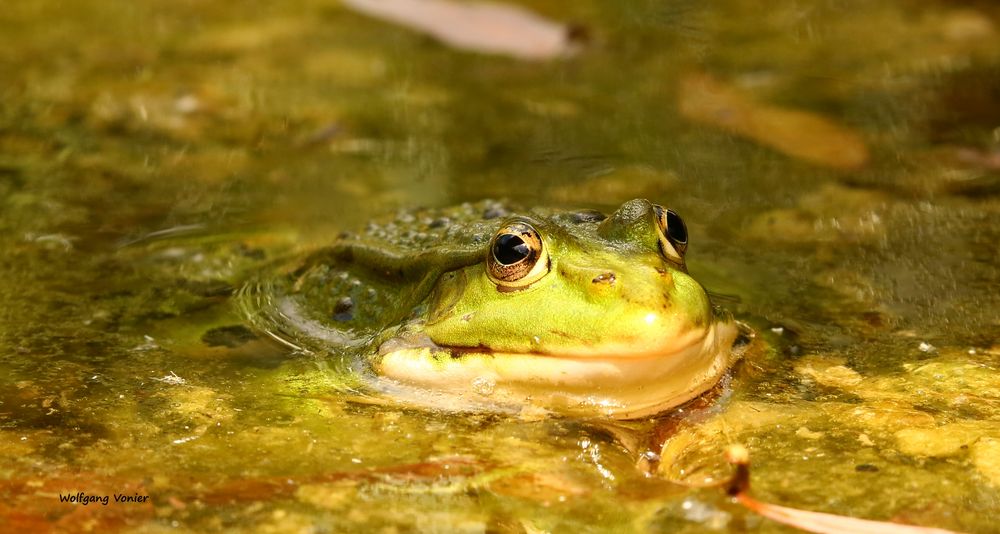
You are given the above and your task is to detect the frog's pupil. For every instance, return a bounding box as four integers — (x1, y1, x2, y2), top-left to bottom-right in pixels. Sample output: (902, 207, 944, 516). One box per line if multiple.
(666, 210, 687, 244)
(494, 234, 530, 265)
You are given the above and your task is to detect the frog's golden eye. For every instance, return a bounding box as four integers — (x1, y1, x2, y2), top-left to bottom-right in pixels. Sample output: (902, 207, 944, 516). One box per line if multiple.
(653, 204, 688, 263)
(486, 222, 549, 288)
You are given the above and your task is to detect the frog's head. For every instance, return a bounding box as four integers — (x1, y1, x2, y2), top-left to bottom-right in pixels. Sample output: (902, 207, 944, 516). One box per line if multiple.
(377, 199, 738, 419)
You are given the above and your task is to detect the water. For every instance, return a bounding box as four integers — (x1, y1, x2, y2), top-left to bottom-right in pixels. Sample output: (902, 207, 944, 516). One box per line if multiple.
(2, 0, 999, 531)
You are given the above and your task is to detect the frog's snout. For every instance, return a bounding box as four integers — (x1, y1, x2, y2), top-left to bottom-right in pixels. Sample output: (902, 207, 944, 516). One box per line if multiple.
(557, 260, 614, 289)
(559, 260, 674, 298)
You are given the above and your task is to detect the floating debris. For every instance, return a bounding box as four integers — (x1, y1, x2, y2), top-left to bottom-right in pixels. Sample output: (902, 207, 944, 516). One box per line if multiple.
(153, 371, 187, 386)
(723, 445, 964, 534)
(118, 224, 206, 248)
(23, 232, 75, 252)
(341, 0, 582, 60)
(134, 335, 161, 352)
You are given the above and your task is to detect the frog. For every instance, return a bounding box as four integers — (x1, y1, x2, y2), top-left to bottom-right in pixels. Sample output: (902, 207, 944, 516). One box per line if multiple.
(238, 198, 741, 419)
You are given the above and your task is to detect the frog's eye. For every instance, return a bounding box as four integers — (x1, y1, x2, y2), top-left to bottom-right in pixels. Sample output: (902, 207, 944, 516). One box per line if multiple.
(486, 222, 549, 288)
(653, 205, 688, 263)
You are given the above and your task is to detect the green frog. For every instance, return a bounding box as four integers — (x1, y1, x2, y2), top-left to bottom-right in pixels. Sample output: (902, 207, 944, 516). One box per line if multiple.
(239, 199, 740, 419)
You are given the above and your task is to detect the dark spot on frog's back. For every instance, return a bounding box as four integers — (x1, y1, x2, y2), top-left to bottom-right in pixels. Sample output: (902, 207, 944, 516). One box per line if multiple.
(332, 296, 354, 322)
(570, 209, 607, 223)
(428, 217, 450, 228)
(482, 205, 509, 219)
(202, 325, 258, 348)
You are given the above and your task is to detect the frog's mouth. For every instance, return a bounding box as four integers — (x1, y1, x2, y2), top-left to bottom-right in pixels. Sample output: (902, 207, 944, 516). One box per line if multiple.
(373, 320, 740, 419)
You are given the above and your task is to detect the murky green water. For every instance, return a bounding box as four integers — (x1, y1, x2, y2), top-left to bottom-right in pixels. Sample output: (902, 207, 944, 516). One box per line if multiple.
(2, 0, 1000, 532)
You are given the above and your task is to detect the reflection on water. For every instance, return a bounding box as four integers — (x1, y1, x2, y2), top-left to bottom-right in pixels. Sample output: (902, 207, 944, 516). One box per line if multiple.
(1, 0, 999, 531)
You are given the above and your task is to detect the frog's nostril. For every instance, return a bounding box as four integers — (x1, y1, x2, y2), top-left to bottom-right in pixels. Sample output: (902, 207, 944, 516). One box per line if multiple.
(592, 272, 616, 285)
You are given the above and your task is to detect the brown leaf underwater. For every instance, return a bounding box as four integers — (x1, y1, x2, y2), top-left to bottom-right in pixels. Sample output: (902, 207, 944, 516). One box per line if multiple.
(342, 0, 581, 60)
(679, 72, 870, 170)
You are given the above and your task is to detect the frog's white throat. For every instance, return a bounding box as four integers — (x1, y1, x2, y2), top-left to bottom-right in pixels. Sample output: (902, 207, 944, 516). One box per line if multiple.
(373, 321, 740, 420)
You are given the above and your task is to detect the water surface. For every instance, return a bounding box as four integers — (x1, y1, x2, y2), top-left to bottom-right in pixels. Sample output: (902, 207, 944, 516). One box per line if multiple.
(2, 0, 1000, 531)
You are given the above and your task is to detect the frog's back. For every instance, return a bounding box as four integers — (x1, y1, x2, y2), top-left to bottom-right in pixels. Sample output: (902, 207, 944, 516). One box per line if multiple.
(239, 200, 516, 354)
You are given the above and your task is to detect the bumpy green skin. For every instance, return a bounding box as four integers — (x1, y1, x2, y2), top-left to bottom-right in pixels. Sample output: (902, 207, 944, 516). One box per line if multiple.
(243, 199, 732, 417)
(422, 208, 712, 356)
(272, 199, 711, 354)
(272, 200, 512, 348)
